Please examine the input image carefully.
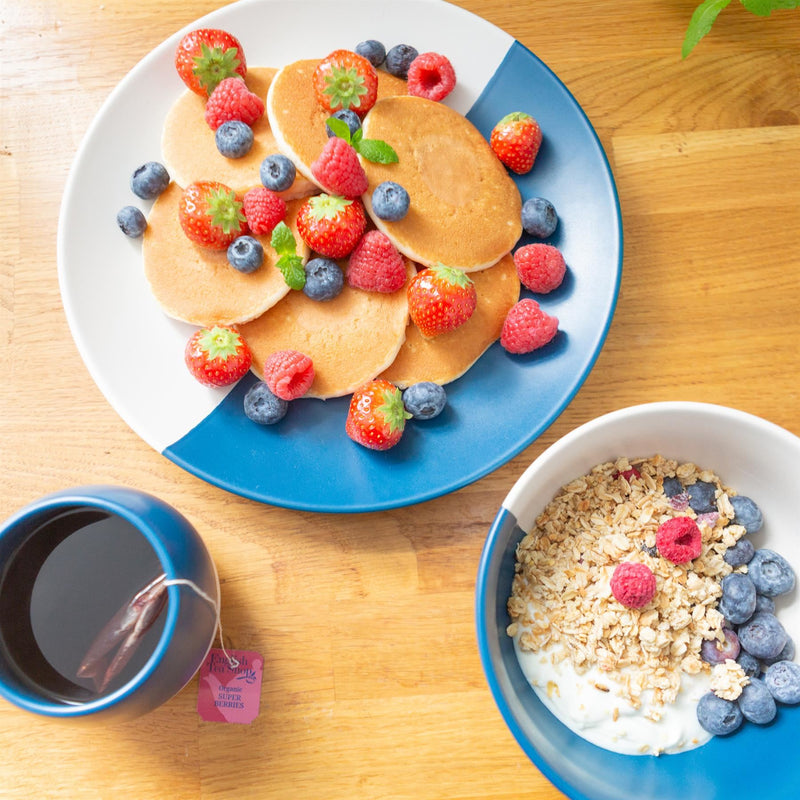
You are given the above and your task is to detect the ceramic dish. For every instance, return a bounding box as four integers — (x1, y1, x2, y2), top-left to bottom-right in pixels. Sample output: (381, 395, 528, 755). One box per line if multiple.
(57, 0, 622, 511)
(476, 402, 800, 800)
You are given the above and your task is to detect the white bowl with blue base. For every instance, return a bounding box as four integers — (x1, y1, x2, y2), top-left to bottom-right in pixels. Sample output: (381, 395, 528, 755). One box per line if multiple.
(476, 402, 800, 800)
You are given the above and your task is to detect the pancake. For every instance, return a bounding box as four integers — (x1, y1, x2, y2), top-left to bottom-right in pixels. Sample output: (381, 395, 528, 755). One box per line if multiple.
(240, 260, 415, 399)
(379, 253, 520, 388)
(142, 182, 309, 327)
(161, 66, 317, 199)
(266, 59, 407, 187)
(361, 95, 522, 272)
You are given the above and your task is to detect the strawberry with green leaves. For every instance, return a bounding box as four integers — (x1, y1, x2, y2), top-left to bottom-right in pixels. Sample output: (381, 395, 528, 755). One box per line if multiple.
(490, 112, 542, 175)
(313, 49, 378, 117)
(296, 193, 366, 259)
(184, 325, 252, 387)
(174, 28, 247, 97)
(178, 181, 248, 249)
(345, 379, 412, 451)
(407, 265, 477, 338)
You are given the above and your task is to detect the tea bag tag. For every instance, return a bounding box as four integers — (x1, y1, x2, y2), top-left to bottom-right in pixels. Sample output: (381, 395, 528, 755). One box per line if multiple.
(196, 649, 263, 724)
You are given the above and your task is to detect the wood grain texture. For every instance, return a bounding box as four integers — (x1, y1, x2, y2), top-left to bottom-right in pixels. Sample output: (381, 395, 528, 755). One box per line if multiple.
(2, 0, 800, 797)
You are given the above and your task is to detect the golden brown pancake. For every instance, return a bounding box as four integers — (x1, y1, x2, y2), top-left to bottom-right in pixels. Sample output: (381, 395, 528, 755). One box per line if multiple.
(161, 67, 317, 199)
(266, 59, 407, 188)
(142, 182, 309, 327)
(380, 253, 520, 388)
(241, 260, 415, 399)
(361, 96, 522, 272)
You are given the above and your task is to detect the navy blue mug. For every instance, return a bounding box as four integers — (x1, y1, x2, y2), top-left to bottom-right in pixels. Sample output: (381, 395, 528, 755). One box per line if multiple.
(0, 485, 219, 722)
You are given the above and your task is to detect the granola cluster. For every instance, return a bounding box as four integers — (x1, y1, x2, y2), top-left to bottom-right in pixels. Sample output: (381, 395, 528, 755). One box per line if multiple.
(507, 455, 747, 708)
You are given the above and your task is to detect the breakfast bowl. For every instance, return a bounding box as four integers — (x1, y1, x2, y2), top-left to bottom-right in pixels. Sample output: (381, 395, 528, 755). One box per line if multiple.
(476, 401, 800, 800)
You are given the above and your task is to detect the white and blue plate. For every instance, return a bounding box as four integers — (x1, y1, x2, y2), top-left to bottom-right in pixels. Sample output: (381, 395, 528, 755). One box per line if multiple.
(58, 0, 622, 512)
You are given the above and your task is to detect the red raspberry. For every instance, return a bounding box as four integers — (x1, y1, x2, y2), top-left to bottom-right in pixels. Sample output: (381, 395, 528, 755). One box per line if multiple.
(656, 517, 702, 563)
(310, 137, 368, 199)
(346, 231, 407, 293)
(610, 562, 657, 609)
(406, 52, 456, 102)
(263, 350, 315, 400)
(204, 77, 265, 131)
(500, 299, 558, 354)
(513, 244, 566, 294)
(243, 186, 287, 236)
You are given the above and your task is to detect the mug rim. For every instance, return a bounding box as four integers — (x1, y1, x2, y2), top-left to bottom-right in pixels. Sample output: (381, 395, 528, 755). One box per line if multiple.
(0, 485, 188, 718)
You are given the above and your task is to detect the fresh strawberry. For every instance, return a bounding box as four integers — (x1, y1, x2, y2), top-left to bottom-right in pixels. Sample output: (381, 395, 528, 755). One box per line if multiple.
(310, 136, 368, 199)
(296, 193, 366, 259)
(406, 52, 456, 102)
(184, 325, 252, 387)
(243, 186, 286, 236)
(490, 112, 543, 174)
(346, 231, 407, 293)
(312, 49, 378, 117)
(174, 28, 247, 97)
(407, 265, 477, 338)
(204, 76, 264, 130)
(178, 181, 248, 249)
(345, 379, 412, 451)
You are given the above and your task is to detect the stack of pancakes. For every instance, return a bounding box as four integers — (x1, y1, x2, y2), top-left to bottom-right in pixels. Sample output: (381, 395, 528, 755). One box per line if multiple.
(144, 58, 522, 399)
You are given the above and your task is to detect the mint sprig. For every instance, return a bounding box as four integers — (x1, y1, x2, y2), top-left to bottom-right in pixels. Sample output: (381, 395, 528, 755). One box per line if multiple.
(270, 222, 305, 290)
(326, 116, 398, 164)
(683, 0, 800, 57)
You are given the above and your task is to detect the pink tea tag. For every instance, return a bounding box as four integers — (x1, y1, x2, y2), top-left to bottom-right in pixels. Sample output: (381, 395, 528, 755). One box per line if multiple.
(196, 649, 263, 724)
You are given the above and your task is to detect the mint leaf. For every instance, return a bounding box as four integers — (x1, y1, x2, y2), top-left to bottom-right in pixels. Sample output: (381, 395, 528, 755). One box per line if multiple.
(276, 255, 306, 290)
(325, 116, 352, 143)
(741, 0, 800, 13)
(682, 0, 732, 57)
(270, 222, 296, 258)
(354, 138, 399, 164)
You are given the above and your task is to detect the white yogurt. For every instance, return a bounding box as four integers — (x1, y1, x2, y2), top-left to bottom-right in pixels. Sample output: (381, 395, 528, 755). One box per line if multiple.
(514, 638, 712, 755)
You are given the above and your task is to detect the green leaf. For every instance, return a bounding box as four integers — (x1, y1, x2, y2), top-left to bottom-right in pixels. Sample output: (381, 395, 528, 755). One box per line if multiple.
(270, 222, 296, 258)
(325, 116, 352, 143)
(276, 254, 306, 290)
(682, 0, 733, 58)
(741, 0, 800, 13)
(354, 138, 399, 165)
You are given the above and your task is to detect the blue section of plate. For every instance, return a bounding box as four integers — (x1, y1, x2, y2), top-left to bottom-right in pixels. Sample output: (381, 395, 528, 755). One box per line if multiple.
(164, 39, 622, 512)
(477, 507, 800, 800)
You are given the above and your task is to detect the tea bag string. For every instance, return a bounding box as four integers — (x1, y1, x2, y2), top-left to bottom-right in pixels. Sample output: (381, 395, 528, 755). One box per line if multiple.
(163, 578, 239, 669)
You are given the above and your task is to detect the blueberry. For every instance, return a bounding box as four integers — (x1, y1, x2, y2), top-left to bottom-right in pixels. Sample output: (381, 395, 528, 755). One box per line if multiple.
(747, 548, 796, 597)
(662, 476, 683, 497)
(402, 382, 447, 420)
(718, 572, 757, 625)
(738, 612, 788, 660)
(755, 594, 776, 615)
(701, 628, 740, 665)
(384, 44, 418, 78)
(355, 39, 386, 67)
(738, 677, 777, 724)
(730, 495, 763, 534)
(765, 660, 800, 704)
(521, 197, 558, 238)
(736, 650, 761, 678)
(116, 205, 147, 237)
(260, 154, 296, 192)
(244, 382, 288, 425)
(724, 537, 755, 568)
(763, 636, 795, 666)
(326, 108, 362, 138)
(696, 692, 743, 735)
(227, 235, 263, 273)
(303, 257, 344, 301)
(215, 120, 254, 159)
(371, 181, 410, 221)
(687, 479, 717, 513)
(130, 161, 170, 199)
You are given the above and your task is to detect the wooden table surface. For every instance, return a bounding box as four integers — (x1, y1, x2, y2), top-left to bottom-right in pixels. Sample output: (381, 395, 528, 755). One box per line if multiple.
(3, 0, 800, 797)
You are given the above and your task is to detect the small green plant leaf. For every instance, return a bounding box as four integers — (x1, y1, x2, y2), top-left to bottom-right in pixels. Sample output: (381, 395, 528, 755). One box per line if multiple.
(276, 254, 306, 290)
(270, 222, 296, 258)
(741, 0, 800, 13)
(682, 0, 733, 58)
(355, 138, 399, 164)
(325, 116, 352, 142)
